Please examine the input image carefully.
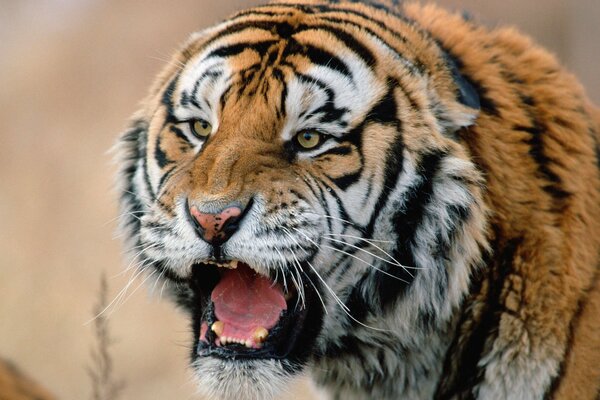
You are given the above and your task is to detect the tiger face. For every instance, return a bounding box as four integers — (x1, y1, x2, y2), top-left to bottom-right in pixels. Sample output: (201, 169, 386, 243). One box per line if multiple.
(114, 1, 600, 399)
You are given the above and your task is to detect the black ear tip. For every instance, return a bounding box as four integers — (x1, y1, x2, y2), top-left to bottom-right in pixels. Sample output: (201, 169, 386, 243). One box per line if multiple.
(441, 50, 481, 110)
(453, 72, 481, 110)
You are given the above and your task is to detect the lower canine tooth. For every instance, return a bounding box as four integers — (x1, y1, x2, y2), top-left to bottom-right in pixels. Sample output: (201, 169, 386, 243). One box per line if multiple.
(211, 321, 224, 337)
(253, 327, 269, 343)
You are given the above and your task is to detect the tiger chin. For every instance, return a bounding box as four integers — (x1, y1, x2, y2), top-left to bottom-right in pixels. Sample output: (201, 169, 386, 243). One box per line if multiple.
(116, 1, 600, 399)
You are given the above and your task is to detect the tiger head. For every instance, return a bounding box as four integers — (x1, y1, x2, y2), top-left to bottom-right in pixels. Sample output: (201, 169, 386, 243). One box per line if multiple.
(117, 1, 488, 399)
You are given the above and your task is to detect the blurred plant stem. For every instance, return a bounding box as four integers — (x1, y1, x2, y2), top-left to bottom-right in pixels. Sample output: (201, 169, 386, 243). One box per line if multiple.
(88, 272, 125, 400)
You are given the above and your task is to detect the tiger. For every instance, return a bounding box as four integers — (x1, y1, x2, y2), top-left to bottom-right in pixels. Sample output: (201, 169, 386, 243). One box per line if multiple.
(115, 1, 600, 399)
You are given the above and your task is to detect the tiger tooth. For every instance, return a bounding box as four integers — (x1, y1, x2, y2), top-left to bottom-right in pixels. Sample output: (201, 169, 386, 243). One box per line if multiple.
(245, 340, 252, 348)
(230, 260, 239, 269)
(211, 321, 224, 337)
(252, 327, 269, 343)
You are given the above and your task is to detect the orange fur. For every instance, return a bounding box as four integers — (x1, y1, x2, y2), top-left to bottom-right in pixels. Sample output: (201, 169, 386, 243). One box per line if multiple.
(119, 2, 600, 398)
(406, 4, 600, 398)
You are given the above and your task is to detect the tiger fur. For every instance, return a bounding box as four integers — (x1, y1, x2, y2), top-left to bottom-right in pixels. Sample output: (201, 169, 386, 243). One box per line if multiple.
(116, 1, 600, 399)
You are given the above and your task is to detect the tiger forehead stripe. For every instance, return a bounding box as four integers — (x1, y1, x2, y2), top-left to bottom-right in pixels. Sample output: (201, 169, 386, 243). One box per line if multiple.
(226, 2, 429, 66)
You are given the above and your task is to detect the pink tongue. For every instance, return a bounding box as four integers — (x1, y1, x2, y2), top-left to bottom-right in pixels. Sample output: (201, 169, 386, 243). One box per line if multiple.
(211, 263, 287, 336)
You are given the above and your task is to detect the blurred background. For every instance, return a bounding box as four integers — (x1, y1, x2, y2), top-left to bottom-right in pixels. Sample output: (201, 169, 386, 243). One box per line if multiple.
(0, 0, 598, 399)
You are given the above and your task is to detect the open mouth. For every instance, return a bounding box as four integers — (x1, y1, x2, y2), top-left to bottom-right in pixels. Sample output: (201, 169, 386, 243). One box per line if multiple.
(189, 260, 322, 361)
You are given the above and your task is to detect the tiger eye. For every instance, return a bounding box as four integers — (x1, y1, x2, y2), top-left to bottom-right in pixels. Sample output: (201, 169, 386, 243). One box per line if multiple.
(191, 119, 212, 138)
(295, 131, 321, 149)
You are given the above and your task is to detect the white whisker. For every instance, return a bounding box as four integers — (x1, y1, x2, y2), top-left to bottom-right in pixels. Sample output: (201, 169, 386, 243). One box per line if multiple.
(289, 227, 391, 332)
(323, 237, 415, 279)
(301, 211, 361, 228)
(324, 232, 393, 244)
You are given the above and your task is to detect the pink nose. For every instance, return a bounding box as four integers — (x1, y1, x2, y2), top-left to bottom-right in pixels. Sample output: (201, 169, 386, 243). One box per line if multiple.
(189, 205, 243, 244)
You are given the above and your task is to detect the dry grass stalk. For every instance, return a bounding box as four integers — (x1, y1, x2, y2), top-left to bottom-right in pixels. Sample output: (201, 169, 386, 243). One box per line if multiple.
(87, 272, 126, 400)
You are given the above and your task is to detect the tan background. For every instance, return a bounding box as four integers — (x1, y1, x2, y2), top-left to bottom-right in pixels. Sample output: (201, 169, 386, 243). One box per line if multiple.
(0, 1, 598, 399)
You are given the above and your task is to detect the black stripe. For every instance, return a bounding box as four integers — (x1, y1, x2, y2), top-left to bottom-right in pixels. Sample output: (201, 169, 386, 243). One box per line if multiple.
(231, 9, 295, 19)
(206, 40, 278, 60)
(154, 134, 174, 169)
(320, 178, 355, 225)
(119, 120, 148, 233)
(190, 69, 223, 108)
(435, 235, 522, 399)
(326, 79, 400, 191)
(297, 23, 377, 67)
(142, 155, 156, 201)
(514, 123, 572, 201)
(161, 76, 179, 122)
(378, 150, 446, 309)
(295, 72, 350, 125)
(315, 3, 417, 34)
(322, 145, 353, 156)
(366, 79, 398, 124)
(591, 127, 600, 171)
(302, 43, 352, 78)
(328, 170, 360, 191)
(273, 67, 287, 118)
(157, 166, 177, 194)
(364, 82, 404, 236)
(169, 125, 191, 144)
(345, 148, 445, 320)
(202, 21, 283, 48)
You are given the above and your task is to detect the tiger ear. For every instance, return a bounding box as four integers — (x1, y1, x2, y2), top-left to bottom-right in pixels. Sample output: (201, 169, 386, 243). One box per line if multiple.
(442, 51, 480, 111)
(427, 50, 481, 138)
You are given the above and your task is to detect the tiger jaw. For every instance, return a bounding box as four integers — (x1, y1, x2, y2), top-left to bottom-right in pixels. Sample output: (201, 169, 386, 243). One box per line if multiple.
(189, 258, 324, 362)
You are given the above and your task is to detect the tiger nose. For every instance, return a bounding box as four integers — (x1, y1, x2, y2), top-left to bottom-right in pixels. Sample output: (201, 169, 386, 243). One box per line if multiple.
(189, 203, 244, 245)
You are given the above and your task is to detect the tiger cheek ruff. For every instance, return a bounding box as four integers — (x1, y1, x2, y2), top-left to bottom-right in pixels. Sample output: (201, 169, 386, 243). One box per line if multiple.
(116, 1, 600, 399)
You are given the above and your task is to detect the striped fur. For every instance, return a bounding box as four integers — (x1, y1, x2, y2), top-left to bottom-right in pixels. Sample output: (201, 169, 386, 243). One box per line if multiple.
(116, 1, 600, 399)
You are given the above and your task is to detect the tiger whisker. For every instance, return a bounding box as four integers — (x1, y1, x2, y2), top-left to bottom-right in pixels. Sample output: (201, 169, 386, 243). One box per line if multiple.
(301, 211, 362, 229)
(290, 260, 307, 310)
(148, 52, 187, 71)
(287, 226, 410, 283)
(149, 267, 168, 297)
(320, 238, 412, 283)
(289, 227, 391, 332)
(276, 241, 307, 309)
(323, 232, 393, 244)
(159, 274, 170, 300)
(274, 247, 304, 308)
(104, 210, 146, 227)
(305, 258, 390, 333)
(273, 248, 291, 295)
(300, 267, 328, 315)
(116, 268, 159, 311)
(282, 227, 324, 310)
(111, 242, 160, 278)
(279, 230, 328, 314)
(323, 236, 418, 276)
(85, 258, 152, 325)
